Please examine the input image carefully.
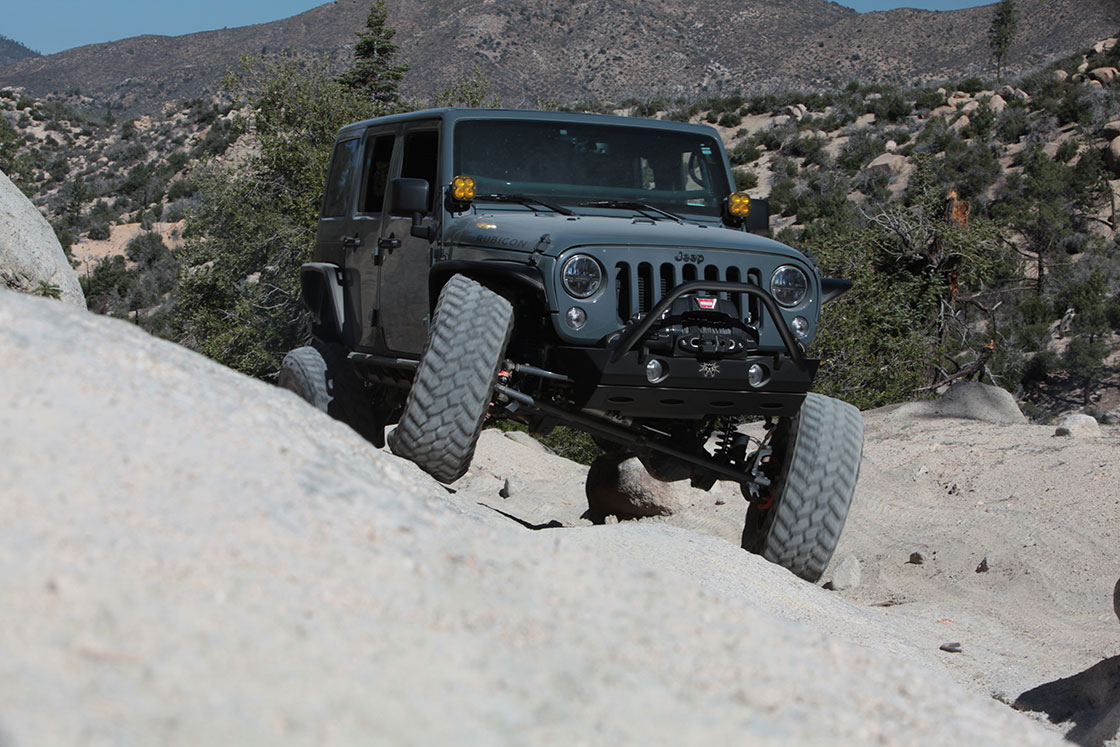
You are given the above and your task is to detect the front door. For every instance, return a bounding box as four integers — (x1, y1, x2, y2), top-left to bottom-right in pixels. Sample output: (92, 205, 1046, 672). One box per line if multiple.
(379, 123, 440, 356)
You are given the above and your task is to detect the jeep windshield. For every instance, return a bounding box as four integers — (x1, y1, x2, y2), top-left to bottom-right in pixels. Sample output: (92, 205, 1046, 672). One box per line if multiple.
(453, 120, 732, 219)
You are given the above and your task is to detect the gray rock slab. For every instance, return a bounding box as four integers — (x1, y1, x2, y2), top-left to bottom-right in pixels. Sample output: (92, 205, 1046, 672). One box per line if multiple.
(0, 288, 1060, 746)
(0, 169, 84, 306)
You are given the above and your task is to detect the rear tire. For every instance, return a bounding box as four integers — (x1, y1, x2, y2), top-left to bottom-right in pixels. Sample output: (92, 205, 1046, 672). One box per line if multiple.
(279, 343, 386, 447)
(741, 393, 863, 582)
(388, 274, 514, 483)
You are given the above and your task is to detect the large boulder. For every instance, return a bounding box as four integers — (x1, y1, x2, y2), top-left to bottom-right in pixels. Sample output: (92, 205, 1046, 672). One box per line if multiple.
(864, 152, 910, 176)
(0, 288, 1061, 745)
(887, 381, 1027, 425)
(1089, 67, 1119, 85)
(0, 169, 84, 306)
(585, 454, 684, 519)
(1106, 136, 1120, 176)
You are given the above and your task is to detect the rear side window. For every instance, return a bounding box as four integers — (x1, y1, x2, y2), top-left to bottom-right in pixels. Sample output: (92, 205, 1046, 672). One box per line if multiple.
(321, 138, 360, 218)
(361, 134, 396, 214)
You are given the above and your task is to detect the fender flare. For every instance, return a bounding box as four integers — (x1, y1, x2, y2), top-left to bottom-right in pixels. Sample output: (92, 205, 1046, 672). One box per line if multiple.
(300, 262, 346, 342)
(428, 260, 546, 309)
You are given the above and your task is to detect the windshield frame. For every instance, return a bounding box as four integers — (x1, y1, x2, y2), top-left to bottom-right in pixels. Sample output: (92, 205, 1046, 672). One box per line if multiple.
(451, 117, 733, 221)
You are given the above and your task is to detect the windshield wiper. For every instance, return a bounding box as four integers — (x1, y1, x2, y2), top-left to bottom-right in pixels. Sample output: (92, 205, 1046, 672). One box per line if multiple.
(475, 193, 574, 216)
(579, 200, 684, 224)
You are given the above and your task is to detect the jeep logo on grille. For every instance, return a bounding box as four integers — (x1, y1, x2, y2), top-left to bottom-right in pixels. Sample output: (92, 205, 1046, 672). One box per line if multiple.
(674, 251, 705, 264)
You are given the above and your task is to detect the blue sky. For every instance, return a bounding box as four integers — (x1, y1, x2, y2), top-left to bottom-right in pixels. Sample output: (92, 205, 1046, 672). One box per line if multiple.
(7, 1, 992, 56)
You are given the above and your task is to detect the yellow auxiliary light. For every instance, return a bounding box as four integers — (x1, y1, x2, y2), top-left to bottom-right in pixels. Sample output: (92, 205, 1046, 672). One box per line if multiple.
(451, 175, 476, 203)
(728, 192, 752, 218)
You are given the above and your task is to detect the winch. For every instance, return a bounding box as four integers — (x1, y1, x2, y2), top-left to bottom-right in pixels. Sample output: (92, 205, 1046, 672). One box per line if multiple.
(641, 295, 759, 359)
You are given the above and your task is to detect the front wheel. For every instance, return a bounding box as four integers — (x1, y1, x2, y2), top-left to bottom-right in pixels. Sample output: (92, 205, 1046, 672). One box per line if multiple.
(388, 274, 514, 483)
(741, 393, 863, 582)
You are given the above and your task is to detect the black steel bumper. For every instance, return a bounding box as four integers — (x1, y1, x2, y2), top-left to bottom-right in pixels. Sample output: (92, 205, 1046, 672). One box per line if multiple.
(551, 347, 817, 418)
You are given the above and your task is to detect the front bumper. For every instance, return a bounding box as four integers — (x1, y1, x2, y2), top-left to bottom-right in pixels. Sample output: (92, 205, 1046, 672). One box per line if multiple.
(551, 347, 817, 418)
(549, 279, 818, 418)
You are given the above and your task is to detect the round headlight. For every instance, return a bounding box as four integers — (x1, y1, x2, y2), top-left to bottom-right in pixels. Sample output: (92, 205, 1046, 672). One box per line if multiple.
(562, 255, 603, 299)
(770, 265, 809, 308)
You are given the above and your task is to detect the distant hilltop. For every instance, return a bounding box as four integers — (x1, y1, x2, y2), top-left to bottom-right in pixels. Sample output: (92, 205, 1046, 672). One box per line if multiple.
(0, 0, 1118, 117)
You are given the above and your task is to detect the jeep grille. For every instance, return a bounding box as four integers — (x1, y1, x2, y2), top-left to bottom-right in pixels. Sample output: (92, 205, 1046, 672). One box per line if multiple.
(614, 261, 761, 324)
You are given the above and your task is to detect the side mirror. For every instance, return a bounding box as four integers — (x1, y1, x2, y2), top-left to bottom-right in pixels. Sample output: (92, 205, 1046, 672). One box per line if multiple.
(390, 177, 435, 241)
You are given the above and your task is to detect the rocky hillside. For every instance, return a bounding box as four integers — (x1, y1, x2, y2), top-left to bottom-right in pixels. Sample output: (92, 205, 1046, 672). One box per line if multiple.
(0, 285, 1083, 745)
(0, 35, 38, 68)
(0, 0, 1117, 117)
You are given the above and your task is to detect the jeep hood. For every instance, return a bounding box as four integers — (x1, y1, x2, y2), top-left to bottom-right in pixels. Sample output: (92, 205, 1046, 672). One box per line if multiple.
(444, 211, 808, 262)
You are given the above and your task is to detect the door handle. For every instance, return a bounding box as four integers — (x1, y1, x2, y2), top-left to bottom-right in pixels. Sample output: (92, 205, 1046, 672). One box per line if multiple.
(342, 235, 361, 249)
(378, 236, 401, 250)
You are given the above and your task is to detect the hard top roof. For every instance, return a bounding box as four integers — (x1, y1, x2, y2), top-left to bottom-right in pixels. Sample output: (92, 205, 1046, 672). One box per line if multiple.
(333, 107, 722, 141)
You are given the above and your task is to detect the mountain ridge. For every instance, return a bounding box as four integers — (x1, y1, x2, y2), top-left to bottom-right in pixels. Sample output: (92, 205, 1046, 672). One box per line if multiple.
(1, 0, 1117, 117)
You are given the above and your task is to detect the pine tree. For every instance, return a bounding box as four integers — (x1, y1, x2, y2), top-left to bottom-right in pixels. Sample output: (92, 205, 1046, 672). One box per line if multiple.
(988, 0, 1018, 84)
(336, 1, 409, 108)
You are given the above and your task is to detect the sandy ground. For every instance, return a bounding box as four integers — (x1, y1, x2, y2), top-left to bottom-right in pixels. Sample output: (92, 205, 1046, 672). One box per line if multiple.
(458, 410, 1120, 745)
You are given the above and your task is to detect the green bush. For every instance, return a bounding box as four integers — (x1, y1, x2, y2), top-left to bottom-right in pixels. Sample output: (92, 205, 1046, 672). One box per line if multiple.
(996, 107, 1030, 142)
(837, 130, 885, 172)
(718, 111, 742, 128)
(729, 142, 761, 165)
(957, 77, 986, 94)
(733, 169, 759, 191)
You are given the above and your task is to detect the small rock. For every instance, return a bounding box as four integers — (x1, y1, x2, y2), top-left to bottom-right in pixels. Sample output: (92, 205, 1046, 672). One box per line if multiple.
(976, 557, 989, 573)
(940, 642, 963, 653)
(827, 554, 862, 590)
(1054, 413, 1100, 438)
(1052, 69, 1069, 83)
(909, 552, 925, 565)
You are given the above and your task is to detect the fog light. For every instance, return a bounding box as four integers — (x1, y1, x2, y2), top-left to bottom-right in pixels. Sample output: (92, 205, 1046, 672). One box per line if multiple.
(791, 316, 810, 339)
(646, 358, 668, 383)
(748, 363, 766, 387)
(565, 306, 587, 330)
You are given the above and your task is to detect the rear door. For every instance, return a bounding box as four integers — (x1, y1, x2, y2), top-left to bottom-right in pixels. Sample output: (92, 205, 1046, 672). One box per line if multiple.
(346, 127, 397, 351)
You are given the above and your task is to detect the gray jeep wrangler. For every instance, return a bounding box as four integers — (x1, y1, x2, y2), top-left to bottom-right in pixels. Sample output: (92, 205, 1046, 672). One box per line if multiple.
(280, 108, 862, 581)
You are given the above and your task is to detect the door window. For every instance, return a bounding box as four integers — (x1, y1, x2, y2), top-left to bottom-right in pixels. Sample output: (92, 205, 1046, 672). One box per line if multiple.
(400, 130, 439, 212)
(360, 134, 396, 214)
(321, 138, 360, 218)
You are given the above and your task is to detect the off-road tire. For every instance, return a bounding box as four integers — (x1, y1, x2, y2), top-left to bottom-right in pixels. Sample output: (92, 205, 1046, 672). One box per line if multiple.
(279, 343, 386, 447)
(388, 274, 514, 483)
(741, 393, 863, 582)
